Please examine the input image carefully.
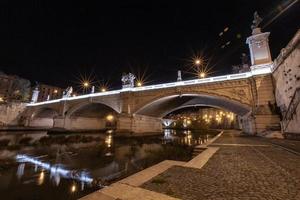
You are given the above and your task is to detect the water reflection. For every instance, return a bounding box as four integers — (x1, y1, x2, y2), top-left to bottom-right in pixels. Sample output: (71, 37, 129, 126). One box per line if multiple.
(0, 129, 217, 200)
(163, 129, 210, 146)
(16, 154, 93, 185)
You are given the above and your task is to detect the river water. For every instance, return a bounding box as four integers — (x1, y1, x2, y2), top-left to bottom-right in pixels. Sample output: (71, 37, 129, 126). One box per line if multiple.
(0, 129, 217, 200)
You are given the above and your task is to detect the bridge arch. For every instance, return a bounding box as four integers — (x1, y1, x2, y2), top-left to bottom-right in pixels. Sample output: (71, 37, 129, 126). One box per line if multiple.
(62, 101, 120, 131)
(66, 101, 120, 118)
(134, 93, 252, 118)
(29, 107, 59, 128)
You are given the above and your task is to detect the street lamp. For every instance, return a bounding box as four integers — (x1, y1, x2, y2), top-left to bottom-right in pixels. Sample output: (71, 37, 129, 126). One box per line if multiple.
(101, 87, 106, 92)
(83, 81, 89, 88)
(199, 72, 206, 78)
(106, 114, 114, 122)
(195, 59, 202, 65)
(136, 81, 143, 87)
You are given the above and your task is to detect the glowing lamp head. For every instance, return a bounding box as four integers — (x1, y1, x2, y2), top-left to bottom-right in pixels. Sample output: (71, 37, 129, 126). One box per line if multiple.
(53, 89, 58, 94)
(0, 97, 3, 102)
(199, 72, 206, 78)
(195, 59, 201, 65)
(136, 81, 142, 87)
(83, 82, 89, 87)
(101, 88, 106, 92)
(106, 114, 114, 121)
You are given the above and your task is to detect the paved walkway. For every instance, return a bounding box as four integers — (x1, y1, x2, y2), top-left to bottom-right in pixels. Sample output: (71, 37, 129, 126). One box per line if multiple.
(142, 130, 300, 200)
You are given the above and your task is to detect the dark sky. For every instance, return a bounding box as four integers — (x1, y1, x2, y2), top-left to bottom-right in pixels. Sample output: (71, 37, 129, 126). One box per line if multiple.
(0, 0, 299, 90)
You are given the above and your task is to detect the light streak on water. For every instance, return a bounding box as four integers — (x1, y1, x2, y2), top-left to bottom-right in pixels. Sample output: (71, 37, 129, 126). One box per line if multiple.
(16, 154, 93, 184)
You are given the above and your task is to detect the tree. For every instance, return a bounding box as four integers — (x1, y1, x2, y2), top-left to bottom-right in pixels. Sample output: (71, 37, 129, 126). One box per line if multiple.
(11, 78, 31, 101)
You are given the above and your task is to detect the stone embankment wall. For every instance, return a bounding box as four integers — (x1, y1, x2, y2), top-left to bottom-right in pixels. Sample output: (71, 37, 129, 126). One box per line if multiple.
(0, 102, 27, 126)
(272, 29, 300, 134)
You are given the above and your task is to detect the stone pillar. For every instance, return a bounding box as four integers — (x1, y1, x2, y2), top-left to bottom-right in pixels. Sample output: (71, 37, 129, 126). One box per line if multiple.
(31, 87, 39, 103)
(177, 70, 182, 81)
(246, 28, 272, 66)
(116, 114, 162, 136)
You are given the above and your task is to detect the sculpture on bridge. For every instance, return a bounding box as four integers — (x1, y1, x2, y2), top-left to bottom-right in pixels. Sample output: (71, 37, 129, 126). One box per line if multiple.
(121, 72, 136, 89)
(251, 11, 262, 31)
(62, 86, 73, 98)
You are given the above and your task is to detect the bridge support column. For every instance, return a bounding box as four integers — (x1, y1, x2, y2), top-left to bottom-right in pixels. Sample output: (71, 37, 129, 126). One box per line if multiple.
(116, 114, 162, 136)
(53, 116, 107, 131)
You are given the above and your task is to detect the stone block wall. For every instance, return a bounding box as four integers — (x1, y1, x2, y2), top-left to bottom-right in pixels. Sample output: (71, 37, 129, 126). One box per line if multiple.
(272, 30, 300, 134)
(0, 102, 27, 126)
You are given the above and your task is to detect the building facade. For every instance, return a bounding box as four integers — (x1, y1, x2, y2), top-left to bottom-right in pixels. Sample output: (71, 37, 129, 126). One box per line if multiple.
(37, 84, 63, 102)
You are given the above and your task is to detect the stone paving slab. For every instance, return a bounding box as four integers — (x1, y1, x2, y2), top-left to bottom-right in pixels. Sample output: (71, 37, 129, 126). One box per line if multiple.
(119, 160, 186, 186)
(184, 147, 219, 169)
(142, 131, 300, 200)
(100, 183, 180, 200)
(80, 191, 117, 200)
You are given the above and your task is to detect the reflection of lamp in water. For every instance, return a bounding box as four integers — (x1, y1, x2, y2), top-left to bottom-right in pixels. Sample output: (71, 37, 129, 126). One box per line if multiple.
(105, 135, 112, 148)
(17, 163, 25, 179)
(71, 183, 76, 193)
(37, 171, 45, 185)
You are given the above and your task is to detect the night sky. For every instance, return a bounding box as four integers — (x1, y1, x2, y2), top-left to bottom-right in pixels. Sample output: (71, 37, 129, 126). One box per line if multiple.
(0, 0, 299, 90)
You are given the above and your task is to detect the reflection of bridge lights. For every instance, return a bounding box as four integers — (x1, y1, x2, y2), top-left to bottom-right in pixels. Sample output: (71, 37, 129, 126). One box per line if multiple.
(71, 184, 76, 193)
(105, 135, 112, 148)
(38, 171, 45, 185)
(16, 154, 93, 184)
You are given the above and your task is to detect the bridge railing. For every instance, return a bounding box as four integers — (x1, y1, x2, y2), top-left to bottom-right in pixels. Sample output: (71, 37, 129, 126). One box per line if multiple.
(27, 70, 265, 107)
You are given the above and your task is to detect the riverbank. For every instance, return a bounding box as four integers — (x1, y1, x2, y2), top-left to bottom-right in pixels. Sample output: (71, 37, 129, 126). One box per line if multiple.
(81, 130, 300, 200)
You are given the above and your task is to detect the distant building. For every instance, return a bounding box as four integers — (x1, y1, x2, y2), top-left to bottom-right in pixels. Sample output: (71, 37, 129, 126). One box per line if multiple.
(0, 71, 31, 102)
(37, 84, 63, 102)
(166, 107, 237, 129)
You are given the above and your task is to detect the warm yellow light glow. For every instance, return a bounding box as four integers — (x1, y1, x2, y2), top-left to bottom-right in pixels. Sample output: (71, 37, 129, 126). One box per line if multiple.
(195, 59, 201, 65)
(105, 135, 112, 148)
(83, 82, 89, 87)
(71, 184, 76, 193)
(106, 114, 114, 121)
(101, 87, 106, 92)
(37, 171, 45, 185)
(187, 120, 191, 125)
(199, 72, 206, 78)
(0, 97, 3, 102)
(53, 89, 58, 94)
(136, 81, 143, 87)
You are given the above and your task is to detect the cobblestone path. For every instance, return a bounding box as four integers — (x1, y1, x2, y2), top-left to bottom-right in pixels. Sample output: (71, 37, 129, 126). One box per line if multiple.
(142, 131, 300, 200)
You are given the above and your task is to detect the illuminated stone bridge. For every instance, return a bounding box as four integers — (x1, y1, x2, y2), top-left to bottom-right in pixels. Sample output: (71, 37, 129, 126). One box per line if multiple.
(23, 28, 280, 135)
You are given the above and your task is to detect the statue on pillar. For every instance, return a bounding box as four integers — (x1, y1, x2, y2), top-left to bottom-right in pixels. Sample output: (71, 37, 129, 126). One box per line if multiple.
(246, 11, 272, 67)
(62, 86, 73, 98)
(121, 72, 136, 89)
(251, 11, 263, 34)
(177, 70, 182, 81)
